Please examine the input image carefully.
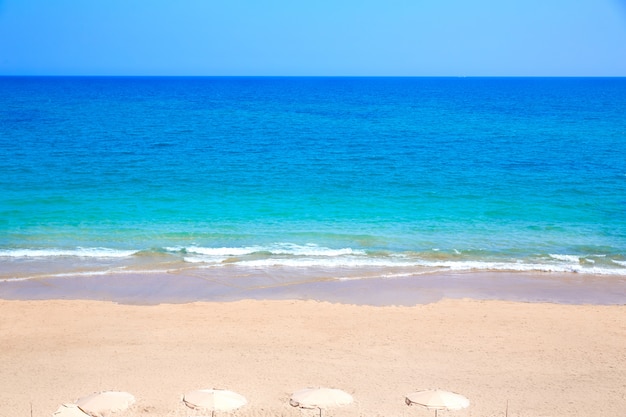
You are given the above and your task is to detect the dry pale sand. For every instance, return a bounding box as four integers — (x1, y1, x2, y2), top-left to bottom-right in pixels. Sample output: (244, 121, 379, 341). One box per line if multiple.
(0, 298, 624, 417)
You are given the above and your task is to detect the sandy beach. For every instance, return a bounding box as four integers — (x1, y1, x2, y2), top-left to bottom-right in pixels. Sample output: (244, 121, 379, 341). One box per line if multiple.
(1, 297, 624, 417)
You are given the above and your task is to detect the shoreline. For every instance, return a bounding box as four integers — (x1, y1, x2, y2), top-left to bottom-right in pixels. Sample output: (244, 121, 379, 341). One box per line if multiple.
(1, 298, 624, 417)
(1, 269, 625, 305)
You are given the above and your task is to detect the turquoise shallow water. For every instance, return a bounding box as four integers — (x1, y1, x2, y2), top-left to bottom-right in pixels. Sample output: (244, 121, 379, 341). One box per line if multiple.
(1, 77, 625, 284)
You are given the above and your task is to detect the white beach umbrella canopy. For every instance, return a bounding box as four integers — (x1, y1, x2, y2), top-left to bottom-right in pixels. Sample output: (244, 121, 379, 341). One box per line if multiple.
(75, 391, 136, 417)
(183, 389, 247, 415)
(290, 387, 353, 417)
(405, 389, 469, 417)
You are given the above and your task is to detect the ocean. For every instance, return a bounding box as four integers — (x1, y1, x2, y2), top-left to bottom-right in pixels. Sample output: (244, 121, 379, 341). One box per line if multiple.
(1, 76, 625, 296)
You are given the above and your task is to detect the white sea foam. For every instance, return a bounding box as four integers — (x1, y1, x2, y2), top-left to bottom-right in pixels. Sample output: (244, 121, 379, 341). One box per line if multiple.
(0, 269, 116, 282)
(267, 243, 365, 256)
(414, 259, 626, 275)
(183, 256, 227, 264)
(216, 256, 626, 275)
(234, 256, 401, 268)
(174, 243, 365, 260)
(337, 271, 434, 281)
(2, 244, 625, 277)
(0, 267, 185, 283)
(0, 248, 137, 258)
(168, 246, 265, 256)
(549, 254, 581, 263)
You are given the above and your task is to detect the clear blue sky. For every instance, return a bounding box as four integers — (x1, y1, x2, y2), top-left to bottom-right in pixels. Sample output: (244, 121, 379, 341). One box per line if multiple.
(1, 0, 625, 76)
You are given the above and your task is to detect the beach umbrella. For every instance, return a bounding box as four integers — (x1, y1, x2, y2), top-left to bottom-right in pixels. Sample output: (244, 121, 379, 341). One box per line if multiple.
(183, 389, 247, 417)
(75, 391, 135, 417)
(405, 389, 469, 417)
(290, 387, 353, 417)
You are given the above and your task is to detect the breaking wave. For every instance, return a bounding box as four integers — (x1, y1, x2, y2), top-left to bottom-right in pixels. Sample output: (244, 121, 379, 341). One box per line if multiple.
(1, 243, 624, 280)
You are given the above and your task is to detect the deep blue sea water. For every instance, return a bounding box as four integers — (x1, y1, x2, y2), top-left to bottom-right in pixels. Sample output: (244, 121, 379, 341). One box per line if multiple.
(1, 77, 625, 284)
